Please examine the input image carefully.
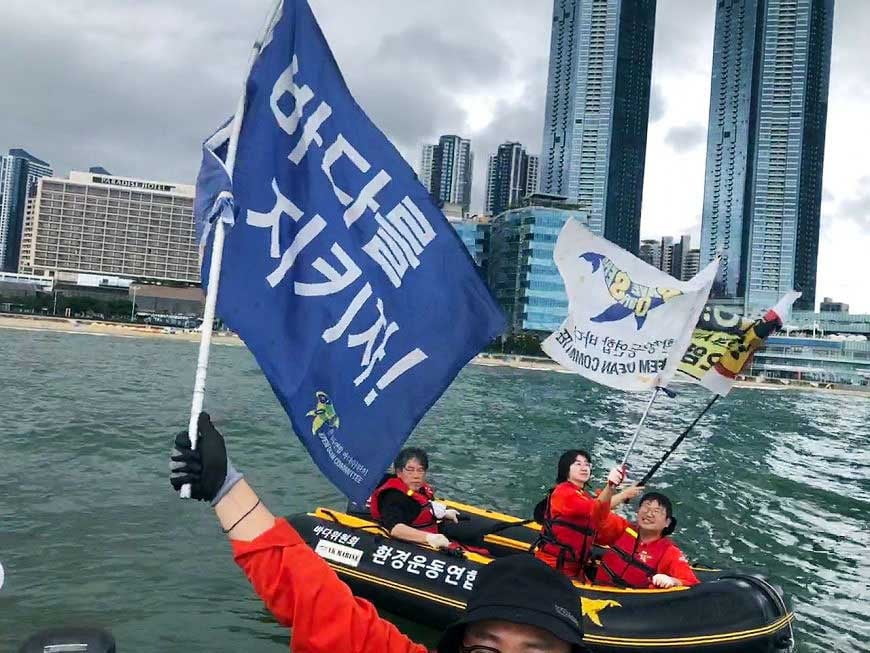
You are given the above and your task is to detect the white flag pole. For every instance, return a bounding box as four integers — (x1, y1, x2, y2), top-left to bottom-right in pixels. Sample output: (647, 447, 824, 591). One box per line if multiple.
(182, 0, 284, 499)
(619, 386, 661, 470)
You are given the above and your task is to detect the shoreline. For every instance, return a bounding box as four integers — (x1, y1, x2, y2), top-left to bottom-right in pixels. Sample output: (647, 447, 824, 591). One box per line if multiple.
(3, 313, 867, 396)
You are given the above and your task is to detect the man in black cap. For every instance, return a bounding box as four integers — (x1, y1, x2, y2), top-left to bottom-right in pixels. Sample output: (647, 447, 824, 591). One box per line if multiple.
(171, 413, 587, 653)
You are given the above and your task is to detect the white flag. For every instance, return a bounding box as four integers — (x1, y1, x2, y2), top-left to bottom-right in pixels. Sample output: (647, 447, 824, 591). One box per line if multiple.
(542, 219, 718, 392)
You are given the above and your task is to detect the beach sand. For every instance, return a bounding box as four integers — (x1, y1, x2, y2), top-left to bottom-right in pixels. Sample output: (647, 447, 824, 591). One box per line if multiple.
(2, 313, 866, 396)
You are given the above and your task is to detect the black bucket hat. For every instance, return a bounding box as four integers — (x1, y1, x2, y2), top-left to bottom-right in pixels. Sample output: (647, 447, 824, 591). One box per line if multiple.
(437, 554, 587, 652)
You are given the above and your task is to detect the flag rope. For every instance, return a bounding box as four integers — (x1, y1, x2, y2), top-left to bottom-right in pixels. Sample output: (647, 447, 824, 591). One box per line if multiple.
(183, 0, 284, 499)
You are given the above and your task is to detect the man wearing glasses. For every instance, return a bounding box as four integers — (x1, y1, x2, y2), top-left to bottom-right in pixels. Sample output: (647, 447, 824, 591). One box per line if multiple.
(170, 414, 588, 653)
(368, 446, 460, 551)
(593, 492, 699, 589)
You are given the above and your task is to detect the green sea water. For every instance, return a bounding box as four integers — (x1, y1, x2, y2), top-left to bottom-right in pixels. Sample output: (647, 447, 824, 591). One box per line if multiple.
(1, 329, 868, 651)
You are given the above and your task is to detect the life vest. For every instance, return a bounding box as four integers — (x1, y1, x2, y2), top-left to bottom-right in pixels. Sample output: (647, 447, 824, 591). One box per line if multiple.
(595, 525, 674, 588)
(533, 482, 598, 576)
(369, 476, 438, 533)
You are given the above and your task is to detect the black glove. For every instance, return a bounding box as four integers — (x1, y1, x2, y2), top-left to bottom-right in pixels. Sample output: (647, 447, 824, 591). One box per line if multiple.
(170, 412, 242, 505)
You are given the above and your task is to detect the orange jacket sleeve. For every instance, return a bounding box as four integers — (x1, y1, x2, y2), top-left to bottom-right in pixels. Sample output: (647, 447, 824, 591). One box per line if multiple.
(551, 484, 612, 526)
(594, 512, 629, 547)
(232, 518, 429, 653)
(659, 544, 700, 587)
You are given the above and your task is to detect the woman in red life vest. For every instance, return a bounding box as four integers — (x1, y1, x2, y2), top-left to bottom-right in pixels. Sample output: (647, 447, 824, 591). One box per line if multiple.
(533, 450, 629, 580)
(369, 447, 458, 551)
(594, 492, 699, 589)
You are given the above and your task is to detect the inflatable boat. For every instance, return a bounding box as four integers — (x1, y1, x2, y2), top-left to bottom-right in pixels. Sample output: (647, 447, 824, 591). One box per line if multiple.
(290, 507, 795, 652)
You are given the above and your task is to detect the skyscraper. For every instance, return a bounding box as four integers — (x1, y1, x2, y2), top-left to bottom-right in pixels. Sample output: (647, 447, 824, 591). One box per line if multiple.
(0, 149, 52, 272)
(700, 0, 834, 312)
(419, 135, 473, 213)
(484, 142, 540, 216)
(540, 0, 656, 253)
(418, 144, 436, 192)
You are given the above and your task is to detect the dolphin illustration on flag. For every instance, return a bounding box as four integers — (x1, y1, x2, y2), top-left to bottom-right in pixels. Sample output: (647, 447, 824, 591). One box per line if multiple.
(579, 252, 683, 329)
(542, 219, 718, 392)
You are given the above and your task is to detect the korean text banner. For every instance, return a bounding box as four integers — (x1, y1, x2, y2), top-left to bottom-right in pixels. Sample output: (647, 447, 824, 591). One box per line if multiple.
(194, 0, 505, 501)
(678, 291, 799, 395)
(542, 219, 717, 392)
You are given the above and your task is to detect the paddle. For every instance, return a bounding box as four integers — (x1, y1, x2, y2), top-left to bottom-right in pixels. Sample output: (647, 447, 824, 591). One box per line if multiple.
(637, 394, 719, 486)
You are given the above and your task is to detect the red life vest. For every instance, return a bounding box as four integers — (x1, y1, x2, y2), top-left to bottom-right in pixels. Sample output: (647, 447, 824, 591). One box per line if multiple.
(369, 476, 438, 533)
(534, 482, 598, 575)
(595, 525, 674, 588)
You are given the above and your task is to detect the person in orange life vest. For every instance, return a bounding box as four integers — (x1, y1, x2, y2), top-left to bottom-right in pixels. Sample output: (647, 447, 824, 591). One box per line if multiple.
(369, 447, 459, 551)
(170, 413, 589, 653)
(594, 491, 699, 589)
(533, 449, 634, 579)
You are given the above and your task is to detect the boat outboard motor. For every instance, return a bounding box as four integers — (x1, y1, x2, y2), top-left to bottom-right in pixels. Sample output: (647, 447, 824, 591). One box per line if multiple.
(18, 627, 116, 653)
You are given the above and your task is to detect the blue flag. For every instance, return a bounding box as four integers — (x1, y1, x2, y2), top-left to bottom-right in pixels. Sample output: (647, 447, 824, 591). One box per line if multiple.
(195, 0, 505, 502)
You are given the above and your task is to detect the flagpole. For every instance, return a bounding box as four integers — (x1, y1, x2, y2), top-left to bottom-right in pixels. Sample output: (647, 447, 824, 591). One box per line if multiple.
(637, 394, 719, 486)
(182, 0, 283, 499)
(619, 385, 669, 469)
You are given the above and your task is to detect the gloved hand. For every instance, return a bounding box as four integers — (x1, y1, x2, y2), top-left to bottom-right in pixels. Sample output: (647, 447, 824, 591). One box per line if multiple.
(651, 573, 679, 588)
(425, 533, 451, 550)
(443, 509, 460, 523)
(170, 412, 243, 506)
(607, 464, 627, 487)
(431, 501, 461, 523)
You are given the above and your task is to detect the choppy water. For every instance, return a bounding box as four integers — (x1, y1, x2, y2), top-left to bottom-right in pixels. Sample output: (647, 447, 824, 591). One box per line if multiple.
(1, 329, 868, 651)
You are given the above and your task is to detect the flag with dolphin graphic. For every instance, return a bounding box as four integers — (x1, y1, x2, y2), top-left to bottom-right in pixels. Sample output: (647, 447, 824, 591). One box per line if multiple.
(542, 219, 718, 392)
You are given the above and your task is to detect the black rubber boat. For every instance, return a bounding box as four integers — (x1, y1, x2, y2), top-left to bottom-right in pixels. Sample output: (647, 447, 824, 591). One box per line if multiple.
(290, 507, 795, 652)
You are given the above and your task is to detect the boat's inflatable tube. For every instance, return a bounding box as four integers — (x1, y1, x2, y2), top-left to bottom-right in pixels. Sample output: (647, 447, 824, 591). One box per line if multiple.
(290, 509, 795, 652)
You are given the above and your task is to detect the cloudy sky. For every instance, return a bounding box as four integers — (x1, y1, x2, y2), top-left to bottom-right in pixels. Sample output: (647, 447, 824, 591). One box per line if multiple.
(1, 0, 867, 311)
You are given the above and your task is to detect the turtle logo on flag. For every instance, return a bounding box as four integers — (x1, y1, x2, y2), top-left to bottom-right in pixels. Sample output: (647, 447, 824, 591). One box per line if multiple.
(580, 252, 682, 330)
(306, 391, 340, 436)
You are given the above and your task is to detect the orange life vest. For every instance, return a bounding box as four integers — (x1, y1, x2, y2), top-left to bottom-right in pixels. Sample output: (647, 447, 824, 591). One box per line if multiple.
(595, 525, 673, 588)
(369, 476, 438, 533)
(534, 482, 598, 575)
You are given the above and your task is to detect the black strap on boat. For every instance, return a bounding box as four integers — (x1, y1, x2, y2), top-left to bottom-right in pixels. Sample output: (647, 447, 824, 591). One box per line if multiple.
(606, 540, 657, 577)
(597, 559, 631, 589)
(597, 531, 656, 588)
(531, 494, 596, 578)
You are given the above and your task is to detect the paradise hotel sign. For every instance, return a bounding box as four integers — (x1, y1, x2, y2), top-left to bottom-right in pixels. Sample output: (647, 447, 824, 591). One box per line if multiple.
(92, 175, 175, 193)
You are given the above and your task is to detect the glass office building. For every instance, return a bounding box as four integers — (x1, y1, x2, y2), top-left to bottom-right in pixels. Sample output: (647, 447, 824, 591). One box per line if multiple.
(487, 198, 588, 333)
(448, 218, 490, 272)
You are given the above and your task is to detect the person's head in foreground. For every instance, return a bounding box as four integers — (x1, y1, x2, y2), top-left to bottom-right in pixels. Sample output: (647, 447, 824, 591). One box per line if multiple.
(437, 553, 588, 653)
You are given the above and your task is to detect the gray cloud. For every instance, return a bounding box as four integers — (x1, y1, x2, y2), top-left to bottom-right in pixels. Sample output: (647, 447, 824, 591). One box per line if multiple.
(664, 123, 706, 153)
(651, 0, 715, 74)
(0, 0, 866, 224)
(649, 84, 666, 122)
(836, 180, 870, 230)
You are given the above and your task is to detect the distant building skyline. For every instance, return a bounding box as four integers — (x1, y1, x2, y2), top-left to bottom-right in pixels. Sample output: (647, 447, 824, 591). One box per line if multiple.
(484, 141, 539, 216)
(0, 148, 52, 272)
(419, 135, 474, 213)
(639, 233, 700, 281)
(540, 0, 657, 254)
(700, 0, 835, 313)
